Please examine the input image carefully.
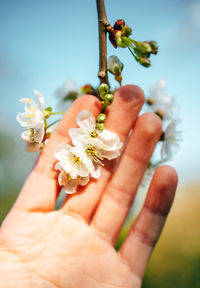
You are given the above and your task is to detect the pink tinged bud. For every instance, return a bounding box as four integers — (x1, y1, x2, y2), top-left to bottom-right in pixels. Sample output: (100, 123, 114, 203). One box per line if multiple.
(108, 30, 117, 48)
(81, 84, 95, 95)
(113, 19, 125, 30)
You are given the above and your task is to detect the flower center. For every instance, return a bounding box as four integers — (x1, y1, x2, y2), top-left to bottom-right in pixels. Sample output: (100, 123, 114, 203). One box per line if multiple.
(72, 154, 81, 165)
(90, 130, 98, 138)
(85, 145, 104, 166)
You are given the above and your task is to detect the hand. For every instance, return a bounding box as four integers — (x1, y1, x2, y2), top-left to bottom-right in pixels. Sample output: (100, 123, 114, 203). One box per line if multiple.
(0, 85, 178, 288)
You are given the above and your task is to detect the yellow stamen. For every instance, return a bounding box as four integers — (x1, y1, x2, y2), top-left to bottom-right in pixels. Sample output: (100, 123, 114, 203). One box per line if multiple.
(85, 145, 104, 166)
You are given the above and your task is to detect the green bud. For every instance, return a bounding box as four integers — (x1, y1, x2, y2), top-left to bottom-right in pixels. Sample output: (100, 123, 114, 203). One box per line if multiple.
(114, 65, 120, 75)
(44, 107, 52, 118)
(105, 93, 114, 104)
(140, 57, 151, 67)
(98, 83, 109, 98)
(108, 55, 122, 75)
(81, 84, 94, 95)
(149, 41, 158, 54)
(96, 122, 104, 131)
(101, 101, 107, 113)
(97, 113, 106, 123)
(134, 48, 149, 58)
(136, 41, 152, 54)
(135, 55, 151, 67)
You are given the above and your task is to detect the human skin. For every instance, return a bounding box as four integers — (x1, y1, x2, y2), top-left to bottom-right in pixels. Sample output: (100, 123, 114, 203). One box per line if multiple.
(0, 85, 178, 288)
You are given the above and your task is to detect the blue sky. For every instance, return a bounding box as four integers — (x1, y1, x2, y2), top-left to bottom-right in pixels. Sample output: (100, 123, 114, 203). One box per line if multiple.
(0, 0, 200, 185)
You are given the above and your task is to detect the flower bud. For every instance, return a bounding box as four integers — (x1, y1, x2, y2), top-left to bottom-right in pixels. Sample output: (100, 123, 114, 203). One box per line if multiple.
(149, 41, 158, 54)
(97, 113, 106, 123)
(146, 97, 155, 105)
(134, 48, 149, 58)
(81, 84, 95, 95)
(108, 30, 117, 48)
(96, 123, 104, 131)
(113, 19, 125, 30)
(98, 83, 109, 98)
(122, 25, 132, 37)
(136, 41, 152, 54)
(156, 109, 164, 120)
(105, 93, 114, 104)
(135, 55, 151, 67)
(108, 55, 123, 75)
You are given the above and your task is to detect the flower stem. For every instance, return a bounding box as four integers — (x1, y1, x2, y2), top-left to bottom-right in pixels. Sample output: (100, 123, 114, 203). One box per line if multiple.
(50, 112, 65, 115)
(128, 46, 137, 60)
(96, 0, 109, 85)
(46, 119, 61, 129)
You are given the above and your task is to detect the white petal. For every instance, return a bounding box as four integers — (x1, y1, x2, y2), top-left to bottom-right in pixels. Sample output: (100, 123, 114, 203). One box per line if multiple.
(97, 129, 123, 149)
(34, 90, 45, 110)
(55, 162, 63, 171)
(55, 143, 72, 161)
(63, 179, 78, 194)
(16, 112, 30, 127)
(21, 131, 33, 143)
(79, 175, 90, 186)
(68, 128, 87, 146)
(160, 142, 166, 160)
(91, 163, 101, 179)
(71, 146, 94, 173)
(77, 110, 95, 131)
(100, 148, 122, 160)
(33, 126, 44, 143)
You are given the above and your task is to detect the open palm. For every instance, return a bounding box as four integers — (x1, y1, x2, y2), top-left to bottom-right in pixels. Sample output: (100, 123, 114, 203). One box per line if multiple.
(0, 85, 177, 288)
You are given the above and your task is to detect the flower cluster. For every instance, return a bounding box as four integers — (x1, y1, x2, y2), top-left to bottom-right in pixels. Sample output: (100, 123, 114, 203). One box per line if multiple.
(55, 110, 123, 194)
(107, 19, 158, 67)
(16, 91, 62, 152)
(142, 80, 182, 186)
(17, 91, 48, 151)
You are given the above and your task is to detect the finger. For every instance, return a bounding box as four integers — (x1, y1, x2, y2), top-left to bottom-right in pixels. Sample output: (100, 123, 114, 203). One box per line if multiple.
(13, 95, 101, 212)
(91, 113, 162, 243)
(119, 166, 178, 280)
(62, 85, 145, 220)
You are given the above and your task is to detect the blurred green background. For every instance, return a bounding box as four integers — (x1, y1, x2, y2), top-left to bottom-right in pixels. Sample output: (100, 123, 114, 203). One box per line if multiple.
(1, 0, 200, 287)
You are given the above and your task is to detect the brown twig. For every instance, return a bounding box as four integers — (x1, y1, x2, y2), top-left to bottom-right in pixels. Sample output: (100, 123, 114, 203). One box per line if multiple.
(96, 0, 110, 85)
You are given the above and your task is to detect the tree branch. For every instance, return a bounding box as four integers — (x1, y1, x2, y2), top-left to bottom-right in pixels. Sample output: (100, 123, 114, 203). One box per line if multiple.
(96, 0, 110, 85)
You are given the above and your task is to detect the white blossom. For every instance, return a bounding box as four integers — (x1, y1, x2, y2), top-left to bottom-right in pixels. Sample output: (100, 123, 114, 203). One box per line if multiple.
(55, 162, 89, 194)
(69, 110, 123, 164)
(161, 120, 182, 160)
(16, 90, 45, 144)
(146, 80, 176, 120)
(55, 143, 94, 180)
